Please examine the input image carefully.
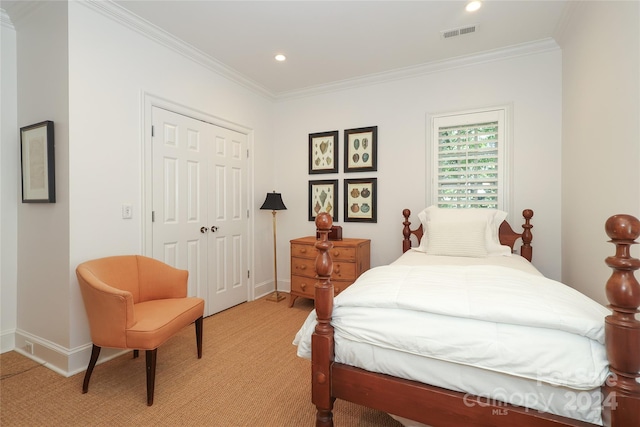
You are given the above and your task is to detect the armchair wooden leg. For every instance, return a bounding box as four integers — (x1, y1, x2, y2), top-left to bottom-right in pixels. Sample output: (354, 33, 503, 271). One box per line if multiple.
(195, 316, 203, 359)
(82, 344, 101, 393)
(145, 349, 157, 406)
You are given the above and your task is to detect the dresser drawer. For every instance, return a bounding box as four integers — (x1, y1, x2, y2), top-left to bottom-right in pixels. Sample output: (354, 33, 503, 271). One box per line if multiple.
(291, 257, 357, 280)
(291, 275, 315, 299)
(291, 242, 357, 261)
(291, 275, 353, 298)
(327, 246, 357, 262)
(291, 243, 316, 259)
(291, 257, 314, 278)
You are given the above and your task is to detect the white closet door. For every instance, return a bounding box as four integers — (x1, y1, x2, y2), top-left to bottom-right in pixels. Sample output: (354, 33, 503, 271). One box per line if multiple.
(152, 106, 248, 316)
(207, 126, 248, 314)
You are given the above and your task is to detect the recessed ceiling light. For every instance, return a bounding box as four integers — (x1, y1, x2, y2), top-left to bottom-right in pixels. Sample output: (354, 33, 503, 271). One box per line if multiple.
(275, 54, 286, 62)
(466, 1, 482, 12)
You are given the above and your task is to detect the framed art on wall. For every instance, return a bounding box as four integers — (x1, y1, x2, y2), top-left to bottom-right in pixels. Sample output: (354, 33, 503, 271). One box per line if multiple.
(309, 130, 339, 174)
(344, 178, 377, 222)
(20, 120, 56, 203)
(344, 126, 377, 172)
(309, 179, 338, 221)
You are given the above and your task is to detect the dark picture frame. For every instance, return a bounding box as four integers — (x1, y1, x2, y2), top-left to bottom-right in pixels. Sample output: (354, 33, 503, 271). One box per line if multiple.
(309, 130, 339, 174)
(309, 179, 338, 221)
(344, 178, 377, 223)
(344, 126, 377, 172)
(20, 120, 55, 203)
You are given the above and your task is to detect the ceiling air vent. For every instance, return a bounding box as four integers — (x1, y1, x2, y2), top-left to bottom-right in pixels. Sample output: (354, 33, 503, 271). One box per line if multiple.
(441, 24, 478, 39)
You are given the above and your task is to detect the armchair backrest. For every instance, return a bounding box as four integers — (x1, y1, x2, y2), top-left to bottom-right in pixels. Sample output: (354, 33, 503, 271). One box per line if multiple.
(77, 255, 188, 303)
(78, 255, 142, 301)
(136, 256, 188, 301)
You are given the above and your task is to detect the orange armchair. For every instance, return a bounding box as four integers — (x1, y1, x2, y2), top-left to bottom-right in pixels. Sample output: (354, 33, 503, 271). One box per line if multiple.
(76, 255, 204, 405)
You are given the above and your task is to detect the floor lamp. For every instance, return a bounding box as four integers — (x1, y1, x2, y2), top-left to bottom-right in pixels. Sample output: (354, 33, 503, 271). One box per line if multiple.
(260, 191, 287, 302)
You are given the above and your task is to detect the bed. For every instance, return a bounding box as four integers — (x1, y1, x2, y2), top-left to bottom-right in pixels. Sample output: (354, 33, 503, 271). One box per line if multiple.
(293, 207, 640, 427)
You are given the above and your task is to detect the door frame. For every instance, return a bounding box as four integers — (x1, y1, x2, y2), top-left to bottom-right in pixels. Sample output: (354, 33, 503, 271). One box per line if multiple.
(141, 92, 256, 301)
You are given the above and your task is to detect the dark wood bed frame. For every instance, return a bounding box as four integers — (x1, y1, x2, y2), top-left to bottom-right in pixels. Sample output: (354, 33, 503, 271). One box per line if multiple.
(311, 209, 640, 427)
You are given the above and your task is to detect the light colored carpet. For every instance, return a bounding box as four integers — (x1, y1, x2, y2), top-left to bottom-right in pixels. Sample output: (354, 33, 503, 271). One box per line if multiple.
(1, 296, 402, 426)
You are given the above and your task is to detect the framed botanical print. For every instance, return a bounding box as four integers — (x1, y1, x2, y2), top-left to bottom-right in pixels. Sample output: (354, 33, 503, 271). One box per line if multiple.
(309, 130, 339, 174)
(20, 120, 56, 203)
(344, 178, 377, 222)
(309, 180, 338, 221)
(344, 126, 377, 172)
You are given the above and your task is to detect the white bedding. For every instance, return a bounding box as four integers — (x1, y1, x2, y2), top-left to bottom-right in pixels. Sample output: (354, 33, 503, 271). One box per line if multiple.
(293, 251, 611, 425)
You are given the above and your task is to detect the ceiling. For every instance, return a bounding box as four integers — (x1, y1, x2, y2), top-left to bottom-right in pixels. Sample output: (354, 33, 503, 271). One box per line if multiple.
(6, 1, 570, 97)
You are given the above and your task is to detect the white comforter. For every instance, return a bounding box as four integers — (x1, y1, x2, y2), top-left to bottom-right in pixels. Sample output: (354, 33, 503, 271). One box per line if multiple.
(294, 258, 611, 390)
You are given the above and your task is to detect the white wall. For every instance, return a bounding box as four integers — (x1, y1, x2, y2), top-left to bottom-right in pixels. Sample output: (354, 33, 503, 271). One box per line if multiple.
(558, 1, 640, 305)
(13, 1, 71, 372)
(273, 47, 563, 284)
(2, 1, 277, 374)
(1, 10, 18, 353)
(66, 2, 276, 371)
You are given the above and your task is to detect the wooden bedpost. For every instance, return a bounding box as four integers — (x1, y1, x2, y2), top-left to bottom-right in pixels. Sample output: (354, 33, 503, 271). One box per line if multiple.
(312, 212, 335, 427)
(602, 214, 640, 427)
(520, 209, 534, 261)
(402, 209, 424, 253)
(402, 209, 413, 253)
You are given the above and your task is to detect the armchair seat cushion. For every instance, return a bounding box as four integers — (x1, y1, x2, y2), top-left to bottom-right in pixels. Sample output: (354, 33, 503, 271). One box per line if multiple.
(127, 297, 204, 349)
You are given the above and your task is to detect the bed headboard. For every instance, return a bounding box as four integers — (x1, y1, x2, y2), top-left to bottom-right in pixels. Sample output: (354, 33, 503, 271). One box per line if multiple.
(401, 209, 534, 262)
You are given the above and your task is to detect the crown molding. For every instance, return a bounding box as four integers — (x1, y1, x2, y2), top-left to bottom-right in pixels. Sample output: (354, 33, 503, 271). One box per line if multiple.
(276, 38, 560, 101)
(1, 0, 43, 29)
(1, 8, 14, 30)
(81, 0, 275, 100)
(552, 0, 584, 47)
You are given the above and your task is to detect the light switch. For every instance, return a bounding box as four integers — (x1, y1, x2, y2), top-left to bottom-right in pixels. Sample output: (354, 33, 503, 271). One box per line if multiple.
(122, 204, 133, 219)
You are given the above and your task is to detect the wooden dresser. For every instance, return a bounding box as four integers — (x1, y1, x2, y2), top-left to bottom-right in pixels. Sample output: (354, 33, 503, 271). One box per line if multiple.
(289, 236, 370, 307)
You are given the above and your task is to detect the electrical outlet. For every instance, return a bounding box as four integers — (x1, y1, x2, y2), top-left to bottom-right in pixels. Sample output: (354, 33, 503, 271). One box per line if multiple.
(25, 341, 34, 354)
(122, 204, 133, 219)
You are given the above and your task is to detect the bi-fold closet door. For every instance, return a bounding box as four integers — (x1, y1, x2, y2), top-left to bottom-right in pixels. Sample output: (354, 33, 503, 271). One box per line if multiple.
(151, 106, 248, 316)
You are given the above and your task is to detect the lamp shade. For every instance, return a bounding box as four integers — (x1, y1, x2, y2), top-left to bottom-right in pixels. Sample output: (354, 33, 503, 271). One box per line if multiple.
(260, 191, 287, 211)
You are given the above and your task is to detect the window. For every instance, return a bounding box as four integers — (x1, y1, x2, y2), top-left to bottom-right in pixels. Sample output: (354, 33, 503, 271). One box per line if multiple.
(429, 107, 509, 210)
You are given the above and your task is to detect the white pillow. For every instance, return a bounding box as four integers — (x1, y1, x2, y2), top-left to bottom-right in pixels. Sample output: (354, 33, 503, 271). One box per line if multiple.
(417, 206, 512, 256)
(425, 220, 488, 257)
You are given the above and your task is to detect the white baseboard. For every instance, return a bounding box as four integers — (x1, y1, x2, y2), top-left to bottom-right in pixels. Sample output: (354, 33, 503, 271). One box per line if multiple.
(254, 279, 290, 300)
(12, 330, 127, 377)
(1, 329, 16, 354)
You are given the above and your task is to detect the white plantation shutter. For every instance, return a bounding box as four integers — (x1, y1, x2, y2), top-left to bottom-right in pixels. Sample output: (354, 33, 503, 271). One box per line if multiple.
(431, 108, 508, 210)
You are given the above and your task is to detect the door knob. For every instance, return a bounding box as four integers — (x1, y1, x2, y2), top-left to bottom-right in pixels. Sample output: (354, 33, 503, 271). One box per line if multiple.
(211, 226, 219, 232)
(200, 226, 208, 234)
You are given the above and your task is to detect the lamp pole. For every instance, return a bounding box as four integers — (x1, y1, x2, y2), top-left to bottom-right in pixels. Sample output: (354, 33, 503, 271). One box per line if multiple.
(267, 209, 284, 302)
(260, 191, 287, 302)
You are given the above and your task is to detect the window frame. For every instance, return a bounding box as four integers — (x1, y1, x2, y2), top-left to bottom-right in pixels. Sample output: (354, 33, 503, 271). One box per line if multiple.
(427, 105, 512, 211)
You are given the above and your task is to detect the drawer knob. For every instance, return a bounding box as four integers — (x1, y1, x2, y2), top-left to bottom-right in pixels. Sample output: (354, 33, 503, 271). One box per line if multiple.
(300, 248, 307, 254)
(334, 265, 340, 274)
(298, 265, 307, 271)
(300, 283, 307, 290)
(332, 250, 340, 257)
